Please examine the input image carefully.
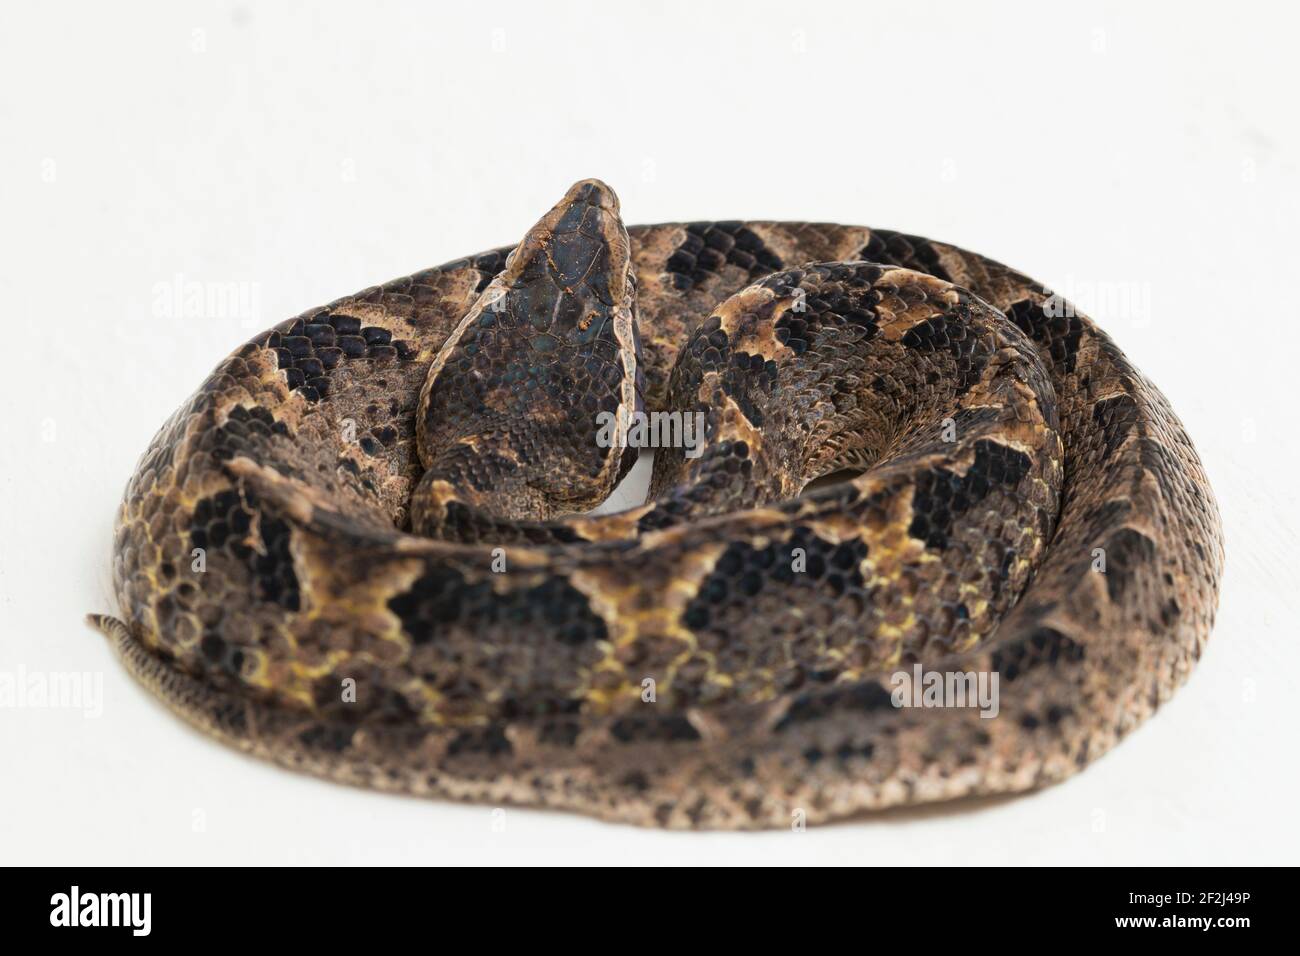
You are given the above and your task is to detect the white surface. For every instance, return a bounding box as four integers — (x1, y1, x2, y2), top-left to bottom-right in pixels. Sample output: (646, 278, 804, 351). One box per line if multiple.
(1, 1, 1297, 866)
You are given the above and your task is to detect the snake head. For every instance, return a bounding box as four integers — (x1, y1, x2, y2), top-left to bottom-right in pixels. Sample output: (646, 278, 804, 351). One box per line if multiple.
(501, 178, 635, 347)
(414, 179, 641, 532)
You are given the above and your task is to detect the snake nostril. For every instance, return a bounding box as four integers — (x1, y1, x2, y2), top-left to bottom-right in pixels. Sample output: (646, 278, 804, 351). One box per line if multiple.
(566, 177, 619, 211)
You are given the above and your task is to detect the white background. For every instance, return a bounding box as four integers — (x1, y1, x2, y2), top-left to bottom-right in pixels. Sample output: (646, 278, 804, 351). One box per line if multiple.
(2, 1, 1297, 865)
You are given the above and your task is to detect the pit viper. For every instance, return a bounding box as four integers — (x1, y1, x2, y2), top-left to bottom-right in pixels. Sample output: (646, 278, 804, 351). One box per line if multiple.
(90, 180, 1223, 829)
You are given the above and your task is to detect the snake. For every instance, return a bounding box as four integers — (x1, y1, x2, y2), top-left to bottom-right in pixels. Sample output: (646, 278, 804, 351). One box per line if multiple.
(90, 179, 1224, 829)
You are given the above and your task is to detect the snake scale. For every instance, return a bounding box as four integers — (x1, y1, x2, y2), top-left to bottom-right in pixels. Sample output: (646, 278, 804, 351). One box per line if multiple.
(91, 180, 1223, 829)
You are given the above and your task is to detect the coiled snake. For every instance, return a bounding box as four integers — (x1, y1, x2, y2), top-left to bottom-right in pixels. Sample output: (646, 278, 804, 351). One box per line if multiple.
(91, 180, 1223, 828)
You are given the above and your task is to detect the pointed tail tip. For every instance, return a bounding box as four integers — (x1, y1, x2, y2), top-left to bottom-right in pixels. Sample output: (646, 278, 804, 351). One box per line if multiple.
(86, 612, 126, 637)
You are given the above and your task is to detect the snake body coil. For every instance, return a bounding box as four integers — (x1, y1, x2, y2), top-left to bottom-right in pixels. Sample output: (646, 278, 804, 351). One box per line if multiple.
(92, 180, 1223, 828)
